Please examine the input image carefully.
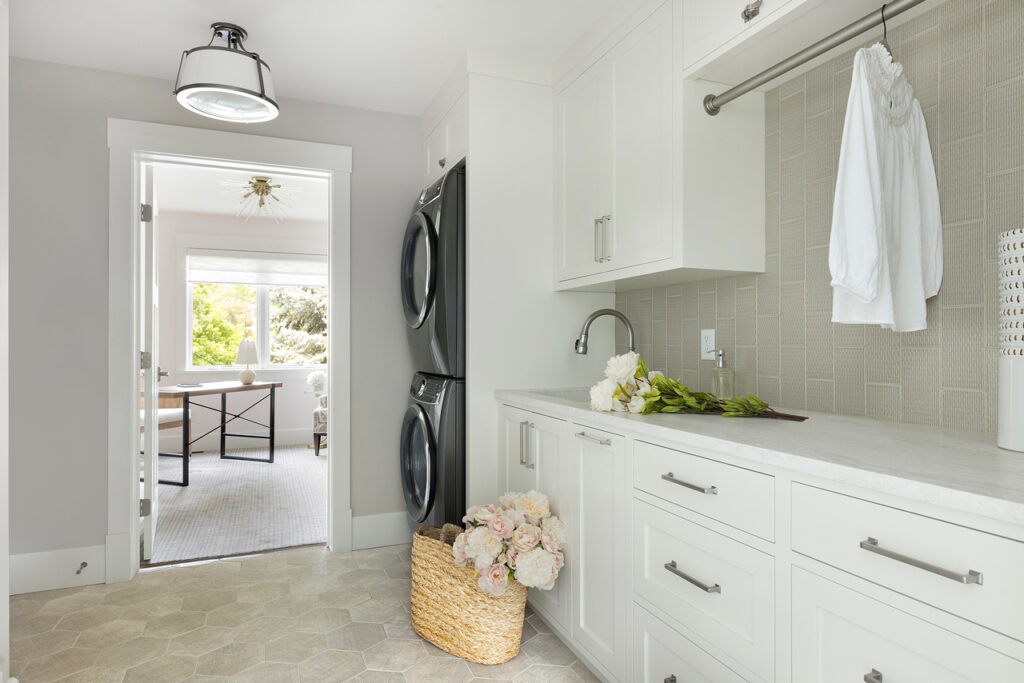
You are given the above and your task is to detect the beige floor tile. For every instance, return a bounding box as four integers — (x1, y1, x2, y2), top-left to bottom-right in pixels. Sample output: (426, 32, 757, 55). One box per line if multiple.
(38, 592, 107, 617)
(232, 616, 297, 644)
(326, 622, 386, 651)
(205, 601, 263, 628)
(468, 679, 513, 683)
(168, 627, 236, 656)
(467, 654, 534, 680)
(122, 654, 197, 683)
(570, 660, 600, 682)
(53, 665, 126, 683)
(236, 581, 291, 604)
(291, 575, 350, 596)
(181, 589, 237, 612)
(512, 664, 582, 682)
(383, 564, 412, 579)
(368, 579, 412, 603)
(404, 656, 473, 682)
(56, 606, 125, 632)
(195, 642, 263, 677)
(11, 612, 62, 639)
(9, 629, 78, 661)
(382, 614, 418, 641)
(92, 636, 169, 670)
(348, 600, 405, 624)
(263, 593, 318, 617)
(348, 671, 407, 682)
(20, 647, 99, 682)
(120, 595, 185, 620)
(231, 661, 299, 683)
(337, 569, 388, 589)
(292, 607, 351, 633)
(144, 610, 206, 638)
(75, 620, 147, 649)
(10, 598, 45, 618)
(525, 614, 551, 635)
(101, 584, 163, 607)
(520, 635, 574, 667)
(298, 650, 366, 683)
(362, 639, 427, 672)
(264, 631, 327, 663)
(317, 586, 370, 609)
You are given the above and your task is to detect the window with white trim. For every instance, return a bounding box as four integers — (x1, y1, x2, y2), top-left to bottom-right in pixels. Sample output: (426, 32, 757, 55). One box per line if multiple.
(186, 248, 327, 369)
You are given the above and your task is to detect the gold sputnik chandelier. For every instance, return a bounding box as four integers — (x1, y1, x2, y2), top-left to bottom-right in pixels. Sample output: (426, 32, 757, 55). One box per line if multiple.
(220, 175, 293, 221)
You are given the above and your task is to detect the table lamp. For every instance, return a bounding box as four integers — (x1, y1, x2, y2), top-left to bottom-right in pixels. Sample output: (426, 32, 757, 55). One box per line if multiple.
(236, 339, 259, 385)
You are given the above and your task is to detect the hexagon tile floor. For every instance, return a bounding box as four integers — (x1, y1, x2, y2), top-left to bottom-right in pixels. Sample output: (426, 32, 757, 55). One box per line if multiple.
(10, 543, 600, 682)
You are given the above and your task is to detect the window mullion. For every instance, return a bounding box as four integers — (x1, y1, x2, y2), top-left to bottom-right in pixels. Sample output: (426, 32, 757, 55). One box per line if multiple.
(259, 285, 270, 369)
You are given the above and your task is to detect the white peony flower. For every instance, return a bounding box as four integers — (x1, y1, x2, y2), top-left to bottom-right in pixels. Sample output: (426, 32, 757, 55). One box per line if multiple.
(540, 516, 568, 550)
(604, 352, 640, 384)
(627, 394, 646, 414)
(589, 377, 617, 412)
(466, 525, 502, 569)
(515, 490, 550, 525)
(499, 492, 520, 510)
(514, 548, 560, 590)
(648, 370, 664, 382)
(635, 378, 651, 396)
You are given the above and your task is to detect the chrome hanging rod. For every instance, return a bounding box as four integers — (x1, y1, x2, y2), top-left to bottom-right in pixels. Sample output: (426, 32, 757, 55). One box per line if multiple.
(703, 0, 929, 116)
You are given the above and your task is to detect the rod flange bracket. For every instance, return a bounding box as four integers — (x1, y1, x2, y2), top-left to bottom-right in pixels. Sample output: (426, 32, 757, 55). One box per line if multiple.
(703, 94, 721, 116)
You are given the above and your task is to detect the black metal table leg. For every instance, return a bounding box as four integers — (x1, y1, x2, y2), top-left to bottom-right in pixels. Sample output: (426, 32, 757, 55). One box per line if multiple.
(220, 392, 227, 457)
(269, 385, 276, 463)
(219, 385, 277, 464)
(182, 393, 190, 486)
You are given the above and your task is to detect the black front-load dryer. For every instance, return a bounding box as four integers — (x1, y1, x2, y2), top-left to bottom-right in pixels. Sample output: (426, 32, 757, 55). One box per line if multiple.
(400, 161, 465, 378)
(400, 372, 465, 526)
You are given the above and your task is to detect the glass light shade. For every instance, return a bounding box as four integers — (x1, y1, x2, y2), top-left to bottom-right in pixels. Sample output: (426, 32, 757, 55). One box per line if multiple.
(235, 339, 259, 365)
(175, 47, 278, 123)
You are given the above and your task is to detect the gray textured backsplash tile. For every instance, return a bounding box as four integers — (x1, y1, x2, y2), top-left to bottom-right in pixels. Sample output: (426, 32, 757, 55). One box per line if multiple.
(615, 0, 1019, 434)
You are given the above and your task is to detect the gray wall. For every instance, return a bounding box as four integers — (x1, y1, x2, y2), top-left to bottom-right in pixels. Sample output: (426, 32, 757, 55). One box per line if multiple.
(617, 0, 1021, 434)
(10, 58, 419, 555)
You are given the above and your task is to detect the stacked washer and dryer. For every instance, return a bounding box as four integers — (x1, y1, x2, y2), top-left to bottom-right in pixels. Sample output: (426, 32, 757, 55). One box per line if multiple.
(399, 160, 466, 526)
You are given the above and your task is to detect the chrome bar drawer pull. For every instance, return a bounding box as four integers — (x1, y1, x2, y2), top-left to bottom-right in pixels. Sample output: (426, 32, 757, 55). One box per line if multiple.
(525, 423, 536, 470)
(859, 537, 983, 585)
(864, 669, 883, 683)
(664, 676, 677, 683)
(575, 431, 612, 446)
(664, 560, 721, 594)
(518, 421, 529, 466)
(661, 472, 718, 495)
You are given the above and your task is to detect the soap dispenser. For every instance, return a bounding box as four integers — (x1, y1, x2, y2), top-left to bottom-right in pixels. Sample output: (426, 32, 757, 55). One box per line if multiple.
(711, 349, 734, 398)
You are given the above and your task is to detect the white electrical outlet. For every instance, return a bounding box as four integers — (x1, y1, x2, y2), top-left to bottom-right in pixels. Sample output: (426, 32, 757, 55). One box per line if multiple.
(700, 329, 716, 361)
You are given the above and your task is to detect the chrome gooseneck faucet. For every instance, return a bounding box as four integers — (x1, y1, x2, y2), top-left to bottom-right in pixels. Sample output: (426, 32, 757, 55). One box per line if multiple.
(574, 309, 636, 355)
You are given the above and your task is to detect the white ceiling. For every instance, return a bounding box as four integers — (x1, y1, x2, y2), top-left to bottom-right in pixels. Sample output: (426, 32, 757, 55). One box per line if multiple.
(11, 0, 637, 116)
(154, 163, 329, 222)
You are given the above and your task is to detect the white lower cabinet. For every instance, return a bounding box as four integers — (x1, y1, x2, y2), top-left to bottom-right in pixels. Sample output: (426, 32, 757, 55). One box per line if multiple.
(792, 567, 1024, 683)
(633, 603, 747, 683)
(633, 499, 773, 679)
(568, 423, 629, 681)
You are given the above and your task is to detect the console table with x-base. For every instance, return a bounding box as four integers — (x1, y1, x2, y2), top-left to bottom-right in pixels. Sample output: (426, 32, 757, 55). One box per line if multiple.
(155, 380, 283, 486)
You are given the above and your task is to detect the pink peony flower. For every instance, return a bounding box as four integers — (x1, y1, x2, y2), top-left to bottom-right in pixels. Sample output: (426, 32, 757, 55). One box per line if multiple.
(488, 514, 514, 539)
(512, 524, 543, 552)
(474, 504, 500, 523)
(462, 505, 481, 525)
(452, 532, 470, 567)
(477, 563, 510, 596)
(506, 548, 519, 569)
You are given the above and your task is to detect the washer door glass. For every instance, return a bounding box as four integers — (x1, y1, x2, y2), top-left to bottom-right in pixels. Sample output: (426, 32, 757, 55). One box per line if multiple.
(401, 212, 437, 329)
(400, 404, 435, 522)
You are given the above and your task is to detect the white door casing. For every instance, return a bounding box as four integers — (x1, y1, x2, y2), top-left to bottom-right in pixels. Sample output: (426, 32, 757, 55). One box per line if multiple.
(107, 119, 353, 583)
(140, 163, 159, 561)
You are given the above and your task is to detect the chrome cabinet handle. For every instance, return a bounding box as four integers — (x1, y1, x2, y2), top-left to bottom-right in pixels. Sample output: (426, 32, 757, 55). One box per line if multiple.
(575, 431, 612, 446)
(741, 0, 763, 22)
(664, 677, 677, 683)
(864, 670, 883, 683)
(526, 423, 536, 469)
(518, 421, 529, 466)
(859, 538, 983, 585)
(593, 218, 602, 263)
(664, 560, 721, 594)
(600, 215, 612, 262)
(661, 472, 718, 495)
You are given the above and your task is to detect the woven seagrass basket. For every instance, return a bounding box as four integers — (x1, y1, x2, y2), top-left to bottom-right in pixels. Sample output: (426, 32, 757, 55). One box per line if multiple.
(410, 524, 528, 664)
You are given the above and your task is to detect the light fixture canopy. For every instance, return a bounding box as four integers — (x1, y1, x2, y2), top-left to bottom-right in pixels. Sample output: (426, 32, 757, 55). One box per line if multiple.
(174, 22, 279, 123)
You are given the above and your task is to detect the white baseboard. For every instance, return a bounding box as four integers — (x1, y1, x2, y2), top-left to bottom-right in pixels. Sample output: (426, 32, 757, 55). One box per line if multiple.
(10, 544, 106, 595)
(352, 511, 414, 550)
(159, 427, 314, 453)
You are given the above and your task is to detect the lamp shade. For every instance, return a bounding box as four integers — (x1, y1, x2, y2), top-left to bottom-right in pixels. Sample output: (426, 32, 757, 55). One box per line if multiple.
(236, 339, 259, 365)
(174, 23, 278, 123)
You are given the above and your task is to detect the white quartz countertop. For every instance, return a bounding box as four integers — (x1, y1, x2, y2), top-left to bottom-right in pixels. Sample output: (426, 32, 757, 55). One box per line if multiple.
(495, 388, 1024, 528)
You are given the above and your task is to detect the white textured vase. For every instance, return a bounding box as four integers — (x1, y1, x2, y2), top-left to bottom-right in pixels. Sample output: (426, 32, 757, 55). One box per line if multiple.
(998, 229, 1024, 451)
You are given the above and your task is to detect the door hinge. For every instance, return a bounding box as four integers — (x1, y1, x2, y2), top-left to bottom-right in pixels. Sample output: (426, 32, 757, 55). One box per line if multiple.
(140, 203, 153, 223)
(140, 498, 152, 517)
(140, 351, 152, 370)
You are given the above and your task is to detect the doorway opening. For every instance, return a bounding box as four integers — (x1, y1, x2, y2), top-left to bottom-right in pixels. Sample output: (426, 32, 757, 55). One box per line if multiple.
(139, 159, 331, 566)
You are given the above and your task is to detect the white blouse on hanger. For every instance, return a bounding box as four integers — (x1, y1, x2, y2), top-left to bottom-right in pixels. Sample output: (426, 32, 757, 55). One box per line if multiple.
(829, 43, 942, 332)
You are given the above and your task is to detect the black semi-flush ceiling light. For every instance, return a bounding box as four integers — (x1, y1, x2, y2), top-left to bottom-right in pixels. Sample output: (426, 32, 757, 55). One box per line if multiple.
(174, 22, 279, 123)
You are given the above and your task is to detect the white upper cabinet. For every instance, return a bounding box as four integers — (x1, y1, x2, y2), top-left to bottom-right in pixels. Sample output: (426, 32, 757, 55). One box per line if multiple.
(553, 1, 765, 291)
(422, 92, 468, 184)
(682, 0, 797, 70)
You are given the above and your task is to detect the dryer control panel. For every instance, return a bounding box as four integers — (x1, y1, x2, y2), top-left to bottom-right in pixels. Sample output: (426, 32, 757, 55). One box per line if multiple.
(410, 373, 446, 404)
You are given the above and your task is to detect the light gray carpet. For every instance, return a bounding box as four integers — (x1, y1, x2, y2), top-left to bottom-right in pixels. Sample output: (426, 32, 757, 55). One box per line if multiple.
(150, 445, 327, 564)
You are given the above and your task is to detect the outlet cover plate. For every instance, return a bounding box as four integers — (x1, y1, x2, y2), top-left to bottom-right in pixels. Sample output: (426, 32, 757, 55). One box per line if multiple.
(701, 329, 716, 361)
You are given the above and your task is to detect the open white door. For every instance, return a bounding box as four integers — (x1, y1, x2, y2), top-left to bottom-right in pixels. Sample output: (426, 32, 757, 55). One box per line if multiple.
(140, 162, 160, 561)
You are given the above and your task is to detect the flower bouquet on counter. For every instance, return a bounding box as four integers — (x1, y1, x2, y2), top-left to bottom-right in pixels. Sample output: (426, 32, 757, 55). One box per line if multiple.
(453, 490, 567, 596)
(409, 490, 566, 665)
(591, 351, 807, 421)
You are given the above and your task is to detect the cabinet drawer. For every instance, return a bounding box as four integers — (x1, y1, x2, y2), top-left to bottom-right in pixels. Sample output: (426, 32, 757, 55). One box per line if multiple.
(634, 440, 774, 541)
(634, 499, 773, 678)
(633, 603, 747, 683)
(792, 567, 1024, 682)
(792, 483, 1024, 642)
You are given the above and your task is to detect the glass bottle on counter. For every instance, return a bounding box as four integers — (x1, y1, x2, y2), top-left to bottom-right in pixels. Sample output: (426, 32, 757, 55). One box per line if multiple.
(711, 349, 734, 398)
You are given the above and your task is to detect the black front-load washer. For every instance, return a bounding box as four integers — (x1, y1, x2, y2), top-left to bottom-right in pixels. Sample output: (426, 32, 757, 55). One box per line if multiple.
(399, 372, 465, 525)
(400, 161, 465, 378)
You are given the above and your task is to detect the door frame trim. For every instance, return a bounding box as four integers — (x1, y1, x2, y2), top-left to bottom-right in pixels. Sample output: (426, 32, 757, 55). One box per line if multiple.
(106, 118, 352, 582)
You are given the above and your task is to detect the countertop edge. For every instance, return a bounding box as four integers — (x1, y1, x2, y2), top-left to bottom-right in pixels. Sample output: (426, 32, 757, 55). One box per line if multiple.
(494, 390, 1024, 529)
